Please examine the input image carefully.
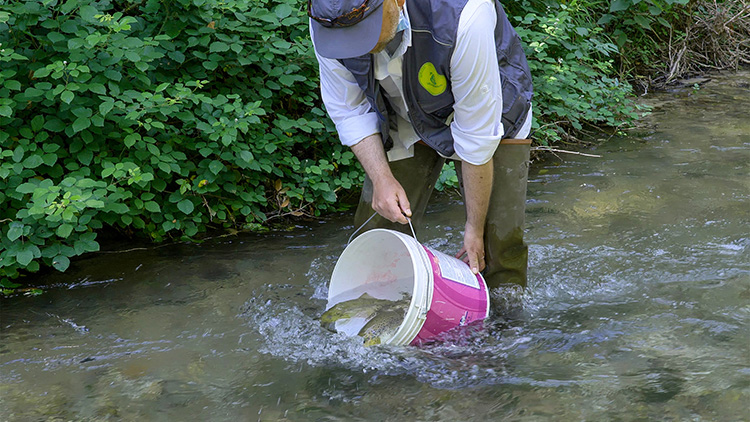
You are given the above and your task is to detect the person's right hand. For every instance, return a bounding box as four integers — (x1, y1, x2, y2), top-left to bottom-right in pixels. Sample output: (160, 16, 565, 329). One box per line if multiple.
(350, 133, 411, 224)
(372, 176, 412, 224)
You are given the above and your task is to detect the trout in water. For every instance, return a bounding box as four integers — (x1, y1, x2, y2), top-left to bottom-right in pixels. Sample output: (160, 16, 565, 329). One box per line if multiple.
(320, 293, 410, 346)
(358, 306, 407, 346)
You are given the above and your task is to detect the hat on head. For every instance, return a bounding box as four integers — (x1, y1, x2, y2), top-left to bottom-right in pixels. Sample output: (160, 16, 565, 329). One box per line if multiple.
(309, 0, 385, 59)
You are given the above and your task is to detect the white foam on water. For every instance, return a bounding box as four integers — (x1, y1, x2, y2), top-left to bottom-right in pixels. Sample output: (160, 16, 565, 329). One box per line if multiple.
(241, 279, 522, 390)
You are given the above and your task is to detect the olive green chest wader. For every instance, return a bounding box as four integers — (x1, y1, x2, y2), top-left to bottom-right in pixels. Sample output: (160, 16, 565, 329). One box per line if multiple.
(344, 0, 533, 290)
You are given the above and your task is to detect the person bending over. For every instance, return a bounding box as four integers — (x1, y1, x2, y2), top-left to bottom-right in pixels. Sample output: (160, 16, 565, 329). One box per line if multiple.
(309, 0, 534, 290)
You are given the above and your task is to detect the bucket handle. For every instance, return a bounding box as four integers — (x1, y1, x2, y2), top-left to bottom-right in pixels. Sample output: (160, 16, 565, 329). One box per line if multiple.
(349, 213, 432, 319)
(348, 212, 419, 245)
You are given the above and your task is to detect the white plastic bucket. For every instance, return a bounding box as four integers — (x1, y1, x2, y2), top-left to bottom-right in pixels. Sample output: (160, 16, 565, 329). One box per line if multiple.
(327, 228, 490, 346)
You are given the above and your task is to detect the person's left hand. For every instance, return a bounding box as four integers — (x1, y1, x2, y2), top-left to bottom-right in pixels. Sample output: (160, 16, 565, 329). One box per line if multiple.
(455, 224, 485, 274)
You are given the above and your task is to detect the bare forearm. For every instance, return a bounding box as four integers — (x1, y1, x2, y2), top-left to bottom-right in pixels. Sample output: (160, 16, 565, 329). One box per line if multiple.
(461, 160, 493, 233)
(350, 133, 393, 185)
(456, 160, 492, 273)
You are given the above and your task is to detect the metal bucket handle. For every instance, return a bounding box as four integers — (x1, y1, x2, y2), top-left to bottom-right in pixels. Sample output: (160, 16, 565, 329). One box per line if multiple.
(347, 212, 418, 245)
(347, 212, 432, 325)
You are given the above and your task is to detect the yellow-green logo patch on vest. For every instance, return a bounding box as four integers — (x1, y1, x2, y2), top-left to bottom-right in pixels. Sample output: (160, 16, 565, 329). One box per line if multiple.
(418, 62, 447, 96)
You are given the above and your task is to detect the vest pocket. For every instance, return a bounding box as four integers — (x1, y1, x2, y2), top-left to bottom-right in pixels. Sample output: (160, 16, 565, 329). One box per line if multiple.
(418, 92, 454, 121)
(501, 76, 520, 116)
(500, 76, 529, 138)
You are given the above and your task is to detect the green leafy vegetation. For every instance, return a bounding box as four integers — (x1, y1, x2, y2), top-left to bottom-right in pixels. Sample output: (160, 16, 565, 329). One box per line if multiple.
(1, 0, 742, 291)
(507, 0, 645, 144)
(0, 0, 361, 289)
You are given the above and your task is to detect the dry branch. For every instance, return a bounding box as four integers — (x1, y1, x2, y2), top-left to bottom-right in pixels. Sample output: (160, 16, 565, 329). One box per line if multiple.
(665, 0, 750, 84)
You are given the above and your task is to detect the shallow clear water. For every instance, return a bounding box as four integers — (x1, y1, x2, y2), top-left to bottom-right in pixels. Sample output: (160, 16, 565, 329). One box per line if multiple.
(2, 71, 749, 421)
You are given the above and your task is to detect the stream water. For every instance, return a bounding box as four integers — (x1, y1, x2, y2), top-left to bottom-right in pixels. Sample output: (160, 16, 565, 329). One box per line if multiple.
(1, 71, 749, 421)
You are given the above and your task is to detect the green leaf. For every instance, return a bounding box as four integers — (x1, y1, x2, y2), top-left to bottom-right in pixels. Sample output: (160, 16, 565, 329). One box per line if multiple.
(208, 160, 224, 175)
(16, 182, 37, 193)
(57, 223, 74, 238)
(44, 118, 67, 132)
(86, 199, 104, 208)
(279, 74, 297, 86)
(52, 255, 71, 272)
(7, 222, 24, 242)
(281, 16, 301, 26)
(60, 0, 78, 14)
(275, 4, 293, 19)
(60, 90, 75, 104)
(210, 42, 229, 52)
(125, 51, 141, 62)
(104, 70, 122, 81)
(258, 12, 279, 24)
(609, 0, 631, 13)
(633, 14, 652, 29)
(177, 199, 194, 214)
(68, 37, 85, 49)
(74, 238, 99, 254)
(321, 190, 337, 203)
(79, 5, 99, 21)
(31, 115, 45, 132)
(24, 87, 44, 99)
(4, 80, 21, 90)
(100, 101, 114, 116)
(266, 80, 281, 90)
(168, 51, 185, 63)
(0, 106, 12, 117)
(16, 249, 34, 266)
(22, 154, 44, 169)
(88, 83, 106, 94)
(240, 150, 254, 164)
(648, 5, 662, 15)
(34, 67, 52, 78)
(72, 117, 91, 133)
(79, 149, 93, 165)
(42, 153, 58, 166)
(124, 133, 140, 147)
(145, 201, 161, 212)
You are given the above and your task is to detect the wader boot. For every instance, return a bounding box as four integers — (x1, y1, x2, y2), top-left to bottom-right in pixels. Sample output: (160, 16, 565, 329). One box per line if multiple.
(456, 139, 531, 290)
(484, 139, 531, 290)
(353, 143, 445, 235)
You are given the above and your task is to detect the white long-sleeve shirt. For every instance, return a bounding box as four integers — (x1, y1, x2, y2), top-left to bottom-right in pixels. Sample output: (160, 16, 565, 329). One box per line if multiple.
(313, 0, 532, 165)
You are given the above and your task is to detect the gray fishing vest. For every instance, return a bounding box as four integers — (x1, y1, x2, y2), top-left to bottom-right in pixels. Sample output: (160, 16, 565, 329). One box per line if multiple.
(338, 0, 533, 156)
